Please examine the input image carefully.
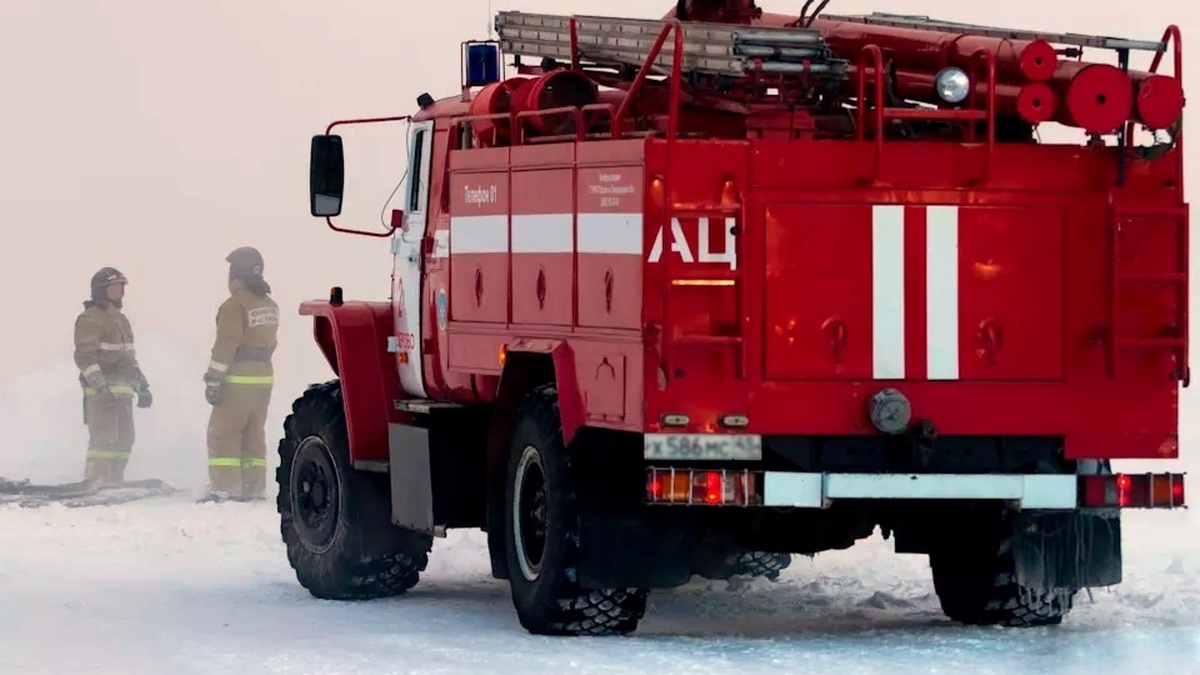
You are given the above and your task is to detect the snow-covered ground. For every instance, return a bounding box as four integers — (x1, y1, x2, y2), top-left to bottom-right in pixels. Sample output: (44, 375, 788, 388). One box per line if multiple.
(2, 341, 1199, 674)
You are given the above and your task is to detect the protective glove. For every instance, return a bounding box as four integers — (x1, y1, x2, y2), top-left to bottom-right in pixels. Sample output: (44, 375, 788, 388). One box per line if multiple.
(205, 380, 222, 406)
(133, 368, 153, 408)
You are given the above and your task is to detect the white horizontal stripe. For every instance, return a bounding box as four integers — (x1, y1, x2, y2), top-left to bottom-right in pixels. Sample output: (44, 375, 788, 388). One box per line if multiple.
(82, 364, 102, 376)
(512, 214, 573, 254)
(762, 473, 1076, 509)
(450, 212, 644, 256)
(926, 206, 960, 380)
(578, 212, 642, 255)
(207, 360, 229, 373)
(450, 215, 508, 255)
(99, 342, 136, 351)
(871, 205, 905, 380)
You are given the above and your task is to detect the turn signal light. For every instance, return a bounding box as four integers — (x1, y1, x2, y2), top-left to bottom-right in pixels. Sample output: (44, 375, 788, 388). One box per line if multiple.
(646, 468, 758, 505)
(1080, 472, 1186, 508)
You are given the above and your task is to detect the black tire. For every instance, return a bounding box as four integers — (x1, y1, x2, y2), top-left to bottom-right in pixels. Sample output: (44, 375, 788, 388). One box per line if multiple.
(504, 384, 649, 636)
(929, 510, 1075, 627)
(693, 540, 793, 582)
(719, 550, 793, 581)
(277, 380, 433, 600)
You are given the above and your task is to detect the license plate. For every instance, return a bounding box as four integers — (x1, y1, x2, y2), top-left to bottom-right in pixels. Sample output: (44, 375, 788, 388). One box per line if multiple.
(643, 434, 763, 461)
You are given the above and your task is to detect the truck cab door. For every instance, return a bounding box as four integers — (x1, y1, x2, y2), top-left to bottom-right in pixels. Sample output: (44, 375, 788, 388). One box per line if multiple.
(391, 119, 434, 398)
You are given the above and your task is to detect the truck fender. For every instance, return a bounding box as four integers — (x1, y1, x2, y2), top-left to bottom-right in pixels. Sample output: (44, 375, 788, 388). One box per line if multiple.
(484, 338, 586, 580)
(299, 299, 400, 464)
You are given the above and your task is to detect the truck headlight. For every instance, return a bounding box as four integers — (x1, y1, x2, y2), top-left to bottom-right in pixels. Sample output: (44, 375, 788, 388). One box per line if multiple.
(934, 67, 971, 104)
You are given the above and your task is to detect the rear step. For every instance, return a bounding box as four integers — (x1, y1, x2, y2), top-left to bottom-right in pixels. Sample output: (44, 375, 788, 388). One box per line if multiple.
(394, 399, 468, 414)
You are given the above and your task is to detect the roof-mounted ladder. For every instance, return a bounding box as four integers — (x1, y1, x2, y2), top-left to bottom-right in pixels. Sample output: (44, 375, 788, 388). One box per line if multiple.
(495, 11, 850, 80)
(819, 12, 1169, 53)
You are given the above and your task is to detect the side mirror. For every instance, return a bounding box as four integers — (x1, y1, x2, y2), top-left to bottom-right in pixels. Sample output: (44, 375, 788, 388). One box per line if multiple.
(310, 134, 344, 218)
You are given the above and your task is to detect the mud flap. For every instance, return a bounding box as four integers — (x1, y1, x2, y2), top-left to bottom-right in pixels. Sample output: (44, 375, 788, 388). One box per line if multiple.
(577, 508, 696, 589)
(1011, 509, 1122, 590)
(570, 428, 695, 590)
(0, 477, 178, 508)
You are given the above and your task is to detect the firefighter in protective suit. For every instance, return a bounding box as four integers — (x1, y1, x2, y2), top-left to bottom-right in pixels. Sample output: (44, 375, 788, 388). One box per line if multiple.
(203, 247, 279, 501)
(74, 268, 153, 486)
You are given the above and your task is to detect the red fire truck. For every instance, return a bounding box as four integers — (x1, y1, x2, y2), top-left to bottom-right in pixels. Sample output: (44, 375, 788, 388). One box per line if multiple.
(282, 0, 1189, 636)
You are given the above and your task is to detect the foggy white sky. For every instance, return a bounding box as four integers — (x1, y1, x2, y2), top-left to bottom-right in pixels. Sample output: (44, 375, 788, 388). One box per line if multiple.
(0, 0, 1194, 424)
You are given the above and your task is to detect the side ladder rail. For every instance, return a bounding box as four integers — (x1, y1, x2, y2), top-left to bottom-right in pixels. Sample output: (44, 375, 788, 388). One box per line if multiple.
(1108, 204, 1191, 384)
(660, 204, 746, 380)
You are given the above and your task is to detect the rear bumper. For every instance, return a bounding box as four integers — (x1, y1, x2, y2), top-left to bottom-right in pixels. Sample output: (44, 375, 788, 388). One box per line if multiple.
(762, 472, 1078, 509)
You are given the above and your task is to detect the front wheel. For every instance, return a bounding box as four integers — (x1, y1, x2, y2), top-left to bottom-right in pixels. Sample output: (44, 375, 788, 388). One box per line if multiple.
(276, 381, 433, 600)
(504, 384, 649, 636)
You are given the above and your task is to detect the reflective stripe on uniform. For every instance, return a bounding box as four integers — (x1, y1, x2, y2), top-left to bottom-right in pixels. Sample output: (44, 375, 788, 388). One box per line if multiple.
(208, 360, 229, 373)
(209, 457, 267, 467)
(87, 450, 131, 460)
(99, 342, 136, 352)
(84, 385, 137, 396)
(224, 375, 273, 385)
(82, 364, 102, 377)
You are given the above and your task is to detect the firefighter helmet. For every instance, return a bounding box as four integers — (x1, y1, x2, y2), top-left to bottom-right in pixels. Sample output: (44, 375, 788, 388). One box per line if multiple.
(226, 246, 265, 279)
(89, 266, 128, 305)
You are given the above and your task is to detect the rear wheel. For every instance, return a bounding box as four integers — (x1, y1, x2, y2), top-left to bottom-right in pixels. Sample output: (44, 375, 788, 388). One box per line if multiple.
(504, 384, 649, 636)
(928, 508, 1075, 627)
(277, 381, 433, 600)
(707, 549, 793, 581)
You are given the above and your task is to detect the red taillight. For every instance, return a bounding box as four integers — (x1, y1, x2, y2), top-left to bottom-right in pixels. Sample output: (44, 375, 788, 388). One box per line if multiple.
(705, 472, 722, 504)
(1080, 473, 1187, 509)
(646, 468, 758, 506)
(1117, 474, 1132, 507)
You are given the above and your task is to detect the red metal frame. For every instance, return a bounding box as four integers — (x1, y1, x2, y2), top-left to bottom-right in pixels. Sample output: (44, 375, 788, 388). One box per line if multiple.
(321, 115, 413, 238)
(1103, 25, 1188, 384)
(855, 46, 998, 183)
(1151, 25, 1188, 385)
(612, 19, 686, 141)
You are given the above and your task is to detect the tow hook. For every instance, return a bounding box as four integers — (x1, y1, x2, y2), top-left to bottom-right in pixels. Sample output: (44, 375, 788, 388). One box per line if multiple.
(912, 418, 937, 444)
(910, 418, 938, 469)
